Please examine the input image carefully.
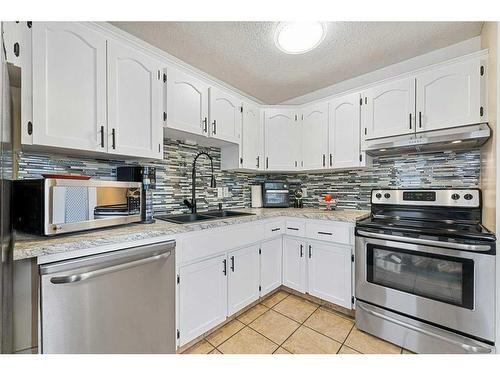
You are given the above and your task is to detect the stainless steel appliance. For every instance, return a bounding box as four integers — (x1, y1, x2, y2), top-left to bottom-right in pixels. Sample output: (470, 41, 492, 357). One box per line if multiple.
(262, 181, 289, 208)
(40, 240, 176, 353)
(13, 178, 143, 235)
(355, 189, 496, 354)
(1, 23, 14, 354)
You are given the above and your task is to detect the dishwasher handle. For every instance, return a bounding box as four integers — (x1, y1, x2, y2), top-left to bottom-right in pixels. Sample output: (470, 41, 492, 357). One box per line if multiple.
(50, 249, 172, 285)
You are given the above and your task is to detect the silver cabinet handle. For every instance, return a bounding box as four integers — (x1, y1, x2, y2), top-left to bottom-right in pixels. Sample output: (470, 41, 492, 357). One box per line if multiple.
(409, 113, 412, 129)
(318, 231, 332, 236)
(308, 245, 312, 258)
(299, 244, 304, 257)
(50, 250, 172, 285)
(111, 128, 116, 149)
(357, 230, 491, 252)
(223, 259, 227, 275)
(203, 117, 208, 133)
(100, 126, 105, 148)
(356, 302, 492, 354)
(230, 255, 235, 272)
(256, 156, 260, 168)
(329, 154, 333, 167)
(322, 154, 326, 167)
(212, 120, 217, 134)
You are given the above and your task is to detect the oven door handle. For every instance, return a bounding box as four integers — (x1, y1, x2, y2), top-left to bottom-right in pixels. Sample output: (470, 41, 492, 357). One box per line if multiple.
(356, 302, 492, 354)
(356, 230, 492, 252)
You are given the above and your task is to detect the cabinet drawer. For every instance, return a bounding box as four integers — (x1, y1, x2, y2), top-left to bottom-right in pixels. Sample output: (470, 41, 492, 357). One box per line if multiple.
(264, 220, 285, 238)
(305, 220, 352, 245)
(285, 219, 305, 236)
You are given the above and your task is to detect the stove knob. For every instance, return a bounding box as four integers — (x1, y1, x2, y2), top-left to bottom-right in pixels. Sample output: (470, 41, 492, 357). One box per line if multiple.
(384, 193, 391, 199)
(375, 193, 382, 199)
(451, 193, 460, 200)
(464, 193, 473, 200)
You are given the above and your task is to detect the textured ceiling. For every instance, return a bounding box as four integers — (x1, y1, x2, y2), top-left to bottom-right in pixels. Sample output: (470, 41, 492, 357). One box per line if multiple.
(110, 22, 483, 104)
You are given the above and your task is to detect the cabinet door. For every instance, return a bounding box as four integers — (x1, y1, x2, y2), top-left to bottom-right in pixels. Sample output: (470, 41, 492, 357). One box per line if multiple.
(260, 237, 282, 296)
(363, 77, 415, 139)
(301, 102, 328, 170)
(329, 93, 361, 169)
(241, 102, 264, 170)
(282, 237, 306, 293)
(209, 87, 242, 144)
(178, 255, 227, 345)
(107, 40, 163, 159)
(166, 66, 209, 136)
(227, 245, 260, 316)
(32, 22, 106, 152)
(307, 241, 352, 309)
(416, 58, 482, 132)
(264, 109, 300, 171)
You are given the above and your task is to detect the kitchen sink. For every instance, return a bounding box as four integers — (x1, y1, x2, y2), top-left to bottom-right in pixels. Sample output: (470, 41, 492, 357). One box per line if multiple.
(156, 210, 254, 224)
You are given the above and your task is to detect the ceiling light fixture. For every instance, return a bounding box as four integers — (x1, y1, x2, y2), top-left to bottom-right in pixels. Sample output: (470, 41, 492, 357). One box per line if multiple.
(274, 22, 326, 54)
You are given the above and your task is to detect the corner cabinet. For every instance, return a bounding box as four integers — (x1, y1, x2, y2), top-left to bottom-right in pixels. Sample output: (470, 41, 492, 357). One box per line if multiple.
(301, 103, 328, 170)
(260, 237, 283, 295)
(362, 77, 415, 140)
(282, 237, 307, 293)
(32, 22, 107, 153)
(264, 109, 301, 171)
(31, 22, 164, 159)
(107, 40, 164, 159)
(165, 66, 209, 136)
(328, 93, 365, 169)
(415, 58, 485, 132)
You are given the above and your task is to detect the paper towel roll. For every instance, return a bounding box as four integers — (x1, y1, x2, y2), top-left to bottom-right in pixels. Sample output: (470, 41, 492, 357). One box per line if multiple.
(251, 185, 263, 208)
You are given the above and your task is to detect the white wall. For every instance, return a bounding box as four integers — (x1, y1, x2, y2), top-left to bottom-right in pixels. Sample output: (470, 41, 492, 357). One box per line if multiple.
(280, 37, 482, 105)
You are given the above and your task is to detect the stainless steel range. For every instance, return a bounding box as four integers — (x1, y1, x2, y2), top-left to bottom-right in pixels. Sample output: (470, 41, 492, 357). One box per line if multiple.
(355, 189, 496, 354)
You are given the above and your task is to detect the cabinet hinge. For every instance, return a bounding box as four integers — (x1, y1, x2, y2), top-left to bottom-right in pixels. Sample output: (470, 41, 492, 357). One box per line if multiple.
(163, 73, 167, 83)
(259, 248, 261, 255)
(27, 121, 33, 135)
(163, 112, 167, 121)
(351, 296, 355, 305)
(259, 286, 262, 292)
(177, 274, 180, 284)
(480, 65, 485, 76)
(359, 154, 362, 162)
(351, 254, 355, 262)
(27, 21, 32, 28)
(177, 329, 180, 339)
(480, 106, 484, 117)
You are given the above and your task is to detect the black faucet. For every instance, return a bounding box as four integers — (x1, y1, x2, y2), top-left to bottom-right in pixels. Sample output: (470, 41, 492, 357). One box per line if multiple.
(183, 151, 216, 214)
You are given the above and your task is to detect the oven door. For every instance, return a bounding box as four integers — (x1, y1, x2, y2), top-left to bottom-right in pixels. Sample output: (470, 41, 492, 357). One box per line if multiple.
(355, 230, 495, 342)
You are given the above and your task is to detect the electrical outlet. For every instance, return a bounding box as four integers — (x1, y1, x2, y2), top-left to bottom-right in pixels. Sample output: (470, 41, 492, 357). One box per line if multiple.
(302, 188, 308, 197)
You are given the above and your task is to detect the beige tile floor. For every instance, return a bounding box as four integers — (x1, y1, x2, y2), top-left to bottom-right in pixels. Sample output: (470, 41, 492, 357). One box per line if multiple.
(182, 290, 413, 354)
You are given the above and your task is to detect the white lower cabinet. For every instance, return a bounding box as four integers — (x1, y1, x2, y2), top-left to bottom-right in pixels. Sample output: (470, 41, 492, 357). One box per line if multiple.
(282, 237, 307, 293)
(307, 241, 352, 309)
(260, 237, 283, 296)
(227, 245, 260, 316)
(178, 255, 227, 346)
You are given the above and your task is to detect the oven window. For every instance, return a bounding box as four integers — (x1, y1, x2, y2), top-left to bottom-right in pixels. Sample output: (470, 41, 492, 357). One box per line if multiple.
(265, 193, 288, 205)
(366, 245, 474, 309)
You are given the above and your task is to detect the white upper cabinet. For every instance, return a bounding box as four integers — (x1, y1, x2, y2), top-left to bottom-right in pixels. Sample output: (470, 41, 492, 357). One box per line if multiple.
(209, 87, 242, 144)
(107, 40, 164, 159)
(301, 102, 328, 170)
(264, 109, 301, 171)
(328, 93, 361, 169)
(165, 66, 209, 136)
(362, 77, 415, 139)
(307, 241, 352, 309)
(32, 22, 107, 152)
(415, 58, 483, 132)
(241, 102, 264, 170)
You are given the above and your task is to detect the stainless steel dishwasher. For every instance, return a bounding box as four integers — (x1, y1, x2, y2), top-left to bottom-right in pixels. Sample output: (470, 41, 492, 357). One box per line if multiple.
(40, 240, 176, 354)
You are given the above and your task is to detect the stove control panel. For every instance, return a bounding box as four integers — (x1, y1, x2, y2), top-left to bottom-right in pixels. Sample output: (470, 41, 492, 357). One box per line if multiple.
(371, 189, 480, 207)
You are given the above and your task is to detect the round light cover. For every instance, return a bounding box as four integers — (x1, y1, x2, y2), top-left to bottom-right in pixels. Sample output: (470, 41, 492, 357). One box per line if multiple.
(275, 22, 326, 54)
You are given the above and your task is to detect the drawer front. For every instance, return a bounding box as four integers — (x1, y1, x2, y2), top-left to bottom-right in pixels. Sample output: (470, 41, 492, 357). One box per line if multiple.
(285, 219, 305, 236)
(264, 220, 285, 238)
(305, 220, 352, 245)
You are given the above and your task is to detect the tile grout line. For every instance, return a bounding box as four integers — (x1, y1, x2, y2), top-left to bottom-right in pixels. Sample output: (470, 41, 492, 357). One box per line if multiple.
(278, 304, 322, 353)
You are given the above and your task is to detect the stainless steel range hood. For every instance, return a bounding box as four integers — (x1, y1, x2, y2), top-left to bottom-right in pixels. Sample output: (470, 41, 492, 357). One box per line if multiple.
(363, 123, 491, 156)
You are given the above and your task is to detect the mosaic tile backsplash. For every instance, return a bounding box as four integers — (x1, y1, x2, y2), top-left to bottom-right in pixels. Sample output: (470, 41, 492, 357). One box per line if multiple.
(17, 138, 481, 214)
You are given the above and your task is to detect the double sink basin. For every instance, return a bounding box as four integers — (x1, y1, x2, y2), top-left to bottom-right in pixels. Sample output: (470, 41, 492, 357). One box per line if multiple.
(156, 210, 254, 224)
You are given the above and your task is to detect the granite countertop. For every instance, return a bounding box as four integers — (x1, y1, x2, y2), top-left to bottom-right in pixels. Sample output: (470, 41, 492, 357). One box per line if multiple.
(13, 208, 370, 261)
